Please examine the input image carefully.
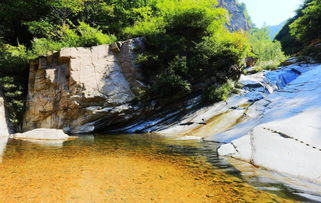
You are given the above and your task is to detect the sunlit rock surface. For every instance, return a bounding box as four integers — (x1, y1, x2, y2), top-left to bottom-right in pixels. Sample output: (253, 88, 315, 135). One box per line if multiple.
(116, 64, 312, 135)
(0, 89, 9, 136)
(217, 64, 321, 184)
(12, 128, 70, 140)
(23, 38, 145, 133)
(150, 64, 314, 138)
(218, 0, 252, 32)
(0, 89, 9, 162)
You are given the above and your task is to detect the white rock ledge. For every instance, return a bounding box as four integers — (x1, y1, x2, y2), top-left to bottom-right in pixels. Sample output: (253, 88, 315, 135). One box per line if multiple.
(218, 64, 321, 184)
(11, 128, 70, 140)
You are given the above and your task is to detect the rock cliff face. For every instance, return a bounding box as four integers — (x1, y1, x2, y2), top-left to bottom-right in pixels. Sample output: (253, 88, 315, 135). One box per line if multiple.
(0, 89, 10, 136)
(218, 0, 252, 31)
(23, 38, 145, 133)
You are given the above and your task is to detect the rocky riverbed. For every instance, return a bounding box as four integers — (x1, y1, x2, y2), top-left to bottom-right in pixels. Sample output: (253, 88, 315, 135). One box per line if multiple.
(217, 64, 321, 187)
(2, 60, 321, 201)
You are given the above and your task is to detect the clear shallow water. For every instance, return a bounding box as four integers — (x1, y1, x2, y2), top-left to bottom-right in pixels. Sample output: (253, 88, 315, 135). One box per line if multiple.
(0, 133, 319, 202)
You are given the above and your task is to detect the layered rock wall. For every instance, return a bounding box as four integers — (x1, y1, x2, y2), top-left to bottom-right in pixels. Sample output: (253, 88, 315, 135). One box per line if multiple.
(23, 38, 144, 133)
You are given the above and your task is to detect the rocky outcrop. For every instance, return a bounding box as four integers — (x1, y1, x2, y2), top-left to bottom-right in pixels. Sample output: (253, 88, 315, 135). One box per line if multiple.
(119, 64, 311, 136)
(23, 38, 145, 134)
(218, 0, 252, 31)
(218, 64, 321, 184)
(0, 89, 9, 136)
(245, 57, 258, 67)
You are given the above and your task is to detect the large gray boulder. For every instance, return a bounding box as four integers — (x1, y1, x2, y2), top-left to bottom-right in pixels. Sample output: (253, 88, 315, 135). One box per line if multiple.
(23, 38, 145, 134)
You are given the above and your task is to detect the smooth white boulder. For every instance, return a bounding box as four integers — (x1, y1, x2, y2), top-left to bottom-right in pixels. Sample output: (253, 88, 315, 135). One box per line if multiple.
(12, 128, 70, 140)
(218, 64, 321, 184)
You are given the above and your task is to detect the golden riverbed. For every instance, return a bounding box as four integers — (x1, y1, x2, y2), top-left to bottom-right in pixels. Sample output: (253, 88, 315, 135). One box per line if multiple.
(0, 134, 297, 203)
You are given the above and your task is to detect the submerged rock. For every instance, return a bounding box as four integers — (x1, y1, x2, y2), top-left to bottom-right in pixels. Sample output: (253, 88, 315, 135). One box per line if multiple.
(12, 128, 70, 140)
(218, 64, 321, 184)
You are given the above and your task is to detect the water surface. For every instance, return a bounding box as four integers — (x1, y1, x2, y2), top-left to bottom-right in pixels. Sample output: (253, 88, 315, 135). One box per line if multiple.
(0, 134, 318, 202)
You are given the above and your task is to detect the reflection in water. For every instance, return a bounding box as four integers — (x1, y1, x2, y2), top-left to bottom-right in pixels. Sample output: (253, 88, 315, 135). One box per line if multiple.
(0, 133, 318, 202)
(15, 139, 67, 147)
(224, 158, 321, 202)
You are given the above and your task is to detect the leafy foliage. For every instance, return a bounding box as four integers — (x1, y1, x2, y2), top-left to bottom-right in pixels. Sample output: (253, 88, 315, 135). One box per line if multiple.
(276, 0, 321, 54)
(0, 0, 281, 130)
(130, 0, 251, 101)
(0, 44, 29, 74)
(290, 0, 321, 44)
(23, 22, 116, 58)
(203, 80, 235, 103)
(0, 76, 26, 131)
(248, 27, 286, 67)
(275, 18, 304, 55)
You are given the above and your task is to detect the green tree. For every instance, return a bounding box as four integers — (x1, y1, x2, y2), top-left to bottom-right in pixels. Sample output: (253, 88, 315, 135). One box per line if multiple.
(131, 0, 251, 101)
(290, 0, 321, 44)
(249, 27, 286, 63)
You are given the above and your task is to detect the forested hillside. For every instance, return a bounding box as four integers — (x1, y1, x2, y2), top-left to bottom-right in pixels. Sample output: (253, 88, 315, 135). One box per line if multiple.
(0, 0, 287, 129)
(276, 0, 321, 58)
(0, 0, 255, 128)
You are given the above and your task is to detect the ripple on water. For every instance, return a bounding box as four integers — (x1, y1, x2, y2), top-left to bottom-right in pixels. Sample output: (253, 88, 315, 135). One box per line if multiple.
(0, 134, 315, 202)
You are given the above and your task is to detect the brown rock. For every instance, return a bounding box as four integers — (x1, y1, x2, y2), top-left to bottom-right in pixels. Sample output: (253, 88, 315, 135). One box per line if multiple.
(23, 38, 145, 134)
(245, 57, 258, 67)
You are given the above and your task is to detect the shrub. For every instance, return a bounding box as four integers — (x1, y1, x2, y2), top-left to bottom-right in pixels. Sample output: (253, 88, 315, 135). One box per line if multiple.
(29, 22, 117, 58)
(76, 22, 117, 47)
(0, 44, 29, 74)
(202, 80, 235, 103)
(0, 76, 26, 131)
(128, 1, 251, 102)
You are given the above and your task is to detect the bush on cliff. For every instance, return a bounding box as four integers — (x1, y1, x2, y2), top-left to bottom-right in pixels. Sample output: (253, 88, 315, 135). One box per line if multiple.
(126, 0, 251, 102)
(28, 22, 117, 57)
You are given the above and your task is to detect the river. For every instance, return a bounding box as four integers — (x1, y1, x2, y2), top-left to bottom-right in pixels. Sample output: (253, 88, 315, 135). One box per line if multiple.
(0, 134, 318, 202)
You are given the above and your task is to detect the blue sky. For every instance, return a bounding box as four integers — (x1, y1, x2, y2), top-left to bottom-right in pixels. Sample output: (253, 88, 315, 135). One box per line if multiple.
(239, 0, 303, 27)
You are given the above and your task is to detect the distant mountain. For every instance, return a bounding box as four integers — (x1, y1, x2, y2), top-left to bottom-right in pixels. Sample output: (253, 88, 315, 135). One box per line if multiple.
(267, 21, 286, 40)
